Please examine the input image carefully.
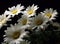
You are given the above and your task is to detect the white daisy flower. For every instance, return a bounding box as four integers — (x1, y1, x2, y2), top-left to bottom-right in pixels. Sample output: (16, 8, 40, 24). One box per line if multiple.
(22, 4, 39, 17)
(0, 14, 11, 28)
(17, 15, 31, 28)
(5, 4, 24, 17)
(4, 24, 28, 44)
(30, 13, 48, 29)
(42, 8, 58, 20)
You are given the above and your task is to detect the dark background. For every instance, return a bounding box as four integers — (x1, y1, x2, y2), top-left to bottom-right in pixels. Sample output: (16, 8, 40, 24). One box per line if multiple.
(0, 0, 60, 44)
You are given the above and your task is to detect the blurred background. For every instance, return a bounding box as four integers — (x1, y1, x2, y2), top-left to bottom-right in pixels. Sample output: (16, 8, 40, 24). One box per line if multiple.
(0, 0, 60, 44)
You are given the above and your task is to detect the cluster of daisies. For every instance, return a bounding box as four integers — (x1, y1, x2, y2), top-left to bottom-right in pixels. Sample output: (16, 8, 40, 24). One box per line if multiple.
(0, 4, 58, 44)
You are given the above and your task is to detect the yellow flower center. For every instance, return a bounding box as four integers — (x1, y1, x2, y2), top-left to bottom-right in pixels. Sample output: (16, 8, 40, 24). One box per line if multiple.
(12, 31, 20, 39)
(22, 19, 27, 25)
(12, 10, 18, 14)
(45, 13, 52, 18)
(35, 19, 43, 26)
(27, 10, 33, 15)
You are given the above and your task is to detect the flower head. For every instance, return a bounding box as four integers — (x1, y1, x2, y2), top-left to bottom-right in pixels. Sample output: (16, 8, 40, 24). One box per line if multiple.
(43, 8, 58, 20)
(4, 24, 28, 44)
(30, 13, 48, 29)
(0, 14, 11, 28)
(5, 4, 24, 17)
(23, 4, 39, 17)
(17, 15, 31, 28)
